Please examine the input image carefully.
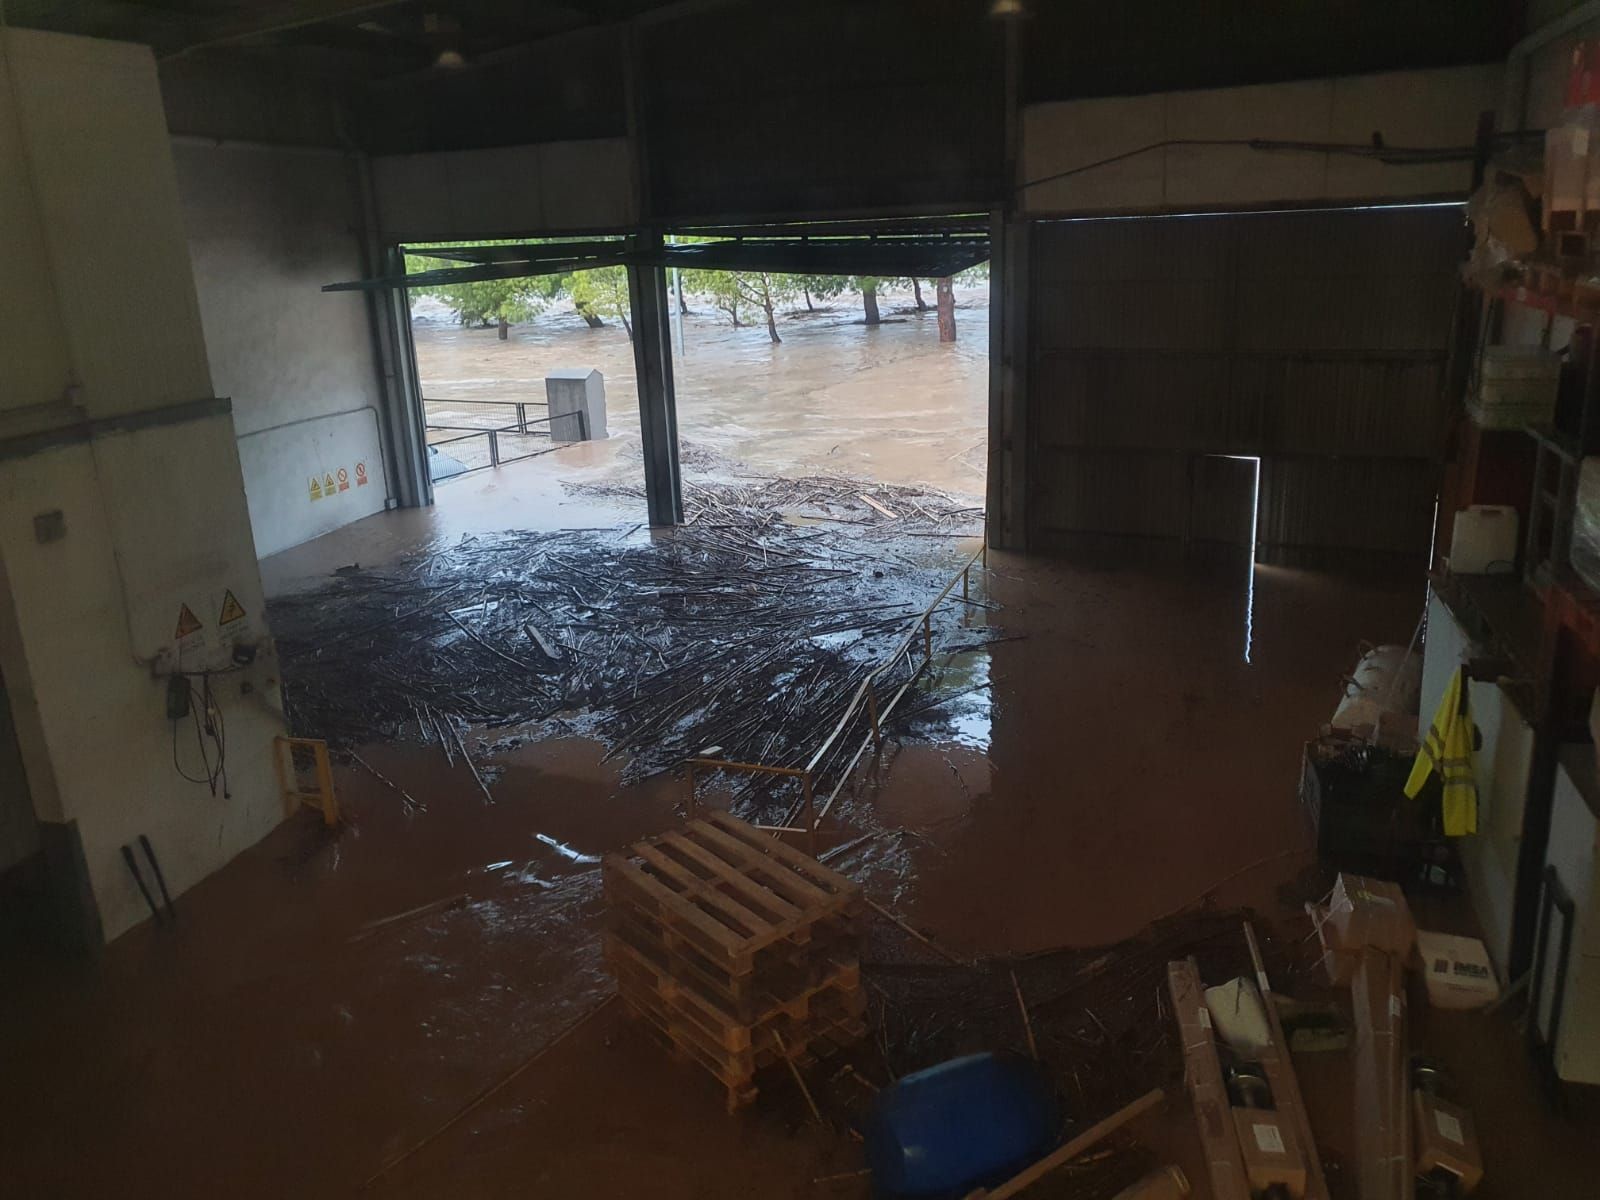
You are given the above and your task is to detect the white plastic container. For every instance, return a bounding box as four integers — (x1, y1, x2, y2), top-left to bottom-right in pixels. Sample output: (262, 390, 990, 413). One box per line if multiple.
(1471, 346, 1559, 429)
(1448, 505, 1520, 575)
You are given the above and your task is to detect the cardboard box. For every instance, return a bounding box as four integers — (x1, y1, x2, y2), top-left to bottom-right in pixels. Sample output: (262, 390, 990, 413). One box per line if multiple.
(1326, 874, 1416, 957)
(1231, 1108, 1307, 1197)
(1416, 930, 1499, 1010)
(1413, 1090, 1484, 1191)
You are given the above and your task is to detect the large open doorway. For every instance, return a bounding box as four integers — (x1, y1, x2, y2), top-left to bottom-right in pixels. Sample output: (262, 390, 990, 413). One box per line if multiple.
(402, 244, 991, 532)
(403, 245, 644, 530)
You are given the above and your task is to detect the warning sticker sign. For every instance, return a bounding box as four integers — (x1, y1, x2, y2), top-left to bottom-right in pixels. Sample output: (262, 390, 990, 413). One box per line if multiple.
(355, 462, 369, 487)
(310, 476, 324, 502)
(336, 467, 350, 493)
(218, 590, 247, 627)
(175, 604, 203, 641)
(323, 472, 337, 496)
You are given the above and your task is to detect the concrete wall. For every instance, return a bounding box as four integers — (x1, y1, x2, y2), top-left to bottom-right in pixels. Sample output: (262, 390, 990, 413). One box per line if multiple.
(0, 668, 39, 874)
(1422, 589, 1536, 974)
(372, 137, 635, 240)
(1021, 64, 1503, 215)
(0, 28, 286, 941)
(172, 141, 389, 556)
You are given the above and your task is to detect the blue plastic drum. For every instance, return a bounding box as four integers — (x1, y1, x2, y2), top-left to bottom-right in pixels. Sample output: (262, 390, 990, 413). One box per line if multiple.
(864, 1052, 1060, 1198)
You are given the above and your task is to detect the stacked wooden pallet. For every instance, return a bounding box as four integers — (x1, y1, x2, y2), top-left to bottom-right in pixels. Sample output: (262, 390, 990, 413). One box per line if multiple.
(603, 810, 865, 1111)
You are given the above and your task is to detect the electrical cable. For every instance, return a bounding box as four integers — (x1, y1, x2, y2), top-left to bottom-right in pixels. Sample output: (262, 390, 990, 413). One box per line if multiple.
(170, 672, 230, 798)
(1016, 137, 1479, 193)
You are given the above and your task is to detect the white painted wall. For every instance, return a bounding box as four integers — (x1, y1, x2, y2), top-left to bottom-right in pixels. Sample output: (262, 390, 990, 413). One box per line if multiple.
(1021, 64, 1503, 215)
(172, 141, 389, 557)
(372, 137, 635, 240)
(0, 29, 286, 940)
(0, 31, 212, 417)
(1421, 588, 1535, 972)
(237, 409, 389, 555)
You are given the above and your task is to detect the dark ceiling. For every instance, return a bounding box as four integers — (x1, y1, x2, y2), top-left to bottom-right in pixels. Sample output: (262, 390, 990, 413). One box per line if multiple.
(6, 0, 1520, 87)
(5, 0, 691, 74)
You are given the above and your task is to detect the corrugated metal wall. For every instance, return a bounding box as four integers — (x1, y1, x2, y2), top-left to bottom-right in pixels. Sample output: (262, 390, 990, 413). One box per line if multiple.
(1028, 205, 1465, 559)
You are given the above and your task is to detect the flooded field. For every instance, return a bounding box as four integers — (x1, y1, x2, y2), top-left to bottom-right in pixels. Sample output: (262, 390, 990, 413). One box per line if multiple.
(411, 284, 989, 499)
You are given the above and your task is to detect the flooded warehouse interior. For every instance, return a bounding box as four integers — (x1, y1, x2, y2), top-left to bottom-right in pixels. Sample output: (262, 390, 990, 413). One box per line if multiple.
(9, 2, 1600, 1197)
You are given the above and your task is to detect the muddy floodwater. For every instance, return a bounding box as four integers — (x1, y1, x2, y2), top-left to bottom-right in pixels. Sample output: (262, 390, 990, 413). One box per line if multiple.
(411, 284, 989, 498)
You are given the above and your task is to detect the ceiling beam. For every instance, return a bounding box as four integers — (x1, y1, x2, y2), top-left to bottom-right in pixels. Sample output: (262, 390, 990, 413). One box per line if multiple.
(157, 0, 418, 60)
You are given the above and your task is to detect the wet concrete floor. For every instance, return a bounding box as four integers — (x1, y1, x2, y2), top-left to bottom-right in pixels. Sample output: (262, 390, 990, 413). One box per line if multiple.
(5, 544, 1597, 1197)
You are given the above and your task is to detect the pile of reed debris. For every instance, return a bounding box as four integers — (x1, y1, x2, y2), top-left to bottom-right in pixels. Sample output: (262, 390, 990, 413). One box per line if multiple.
(268, 475, 999, 793)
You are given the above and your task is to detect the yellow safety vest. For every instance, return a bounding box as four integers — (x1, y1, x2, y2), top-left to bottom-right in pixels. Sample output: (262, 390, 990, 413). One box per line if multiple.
(1404, 666, 1479, 836)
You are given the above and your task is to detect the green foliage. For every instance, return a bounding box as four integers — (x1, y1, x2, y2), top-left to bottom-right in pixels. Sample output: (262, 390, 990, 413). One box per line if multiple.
(568, 265, 632, 335)
(405, 246, 558, 328)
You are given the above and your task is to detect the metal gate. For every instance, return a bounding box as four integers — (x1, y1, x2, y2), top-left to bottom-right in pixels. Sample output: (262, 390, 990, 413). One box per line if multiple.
(1025, 205, 1466, 560)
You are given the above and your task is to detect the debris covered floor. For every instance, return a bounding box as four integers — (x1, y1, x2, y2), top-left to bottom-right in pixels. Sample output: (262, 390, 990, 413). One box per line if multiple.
(4, 491, 1598, 1198)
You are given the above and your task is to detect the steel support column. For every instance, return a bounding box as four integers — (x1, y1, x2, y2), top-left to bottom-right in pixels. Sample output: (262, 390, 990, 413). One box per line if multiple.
(987, 212, 1030, 550)
(628, 231, 683, 526)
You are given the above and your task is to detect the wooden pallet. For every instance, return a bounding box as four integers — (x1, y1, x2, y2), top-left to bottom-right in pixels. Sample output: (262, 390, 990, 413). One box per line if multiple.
(603, 811, 866, 1110)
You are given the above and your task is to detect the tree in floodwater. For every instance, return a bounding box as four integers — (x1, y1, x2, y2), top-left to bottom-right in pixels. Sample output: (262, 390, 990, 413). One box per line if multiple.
(693, 270, 745, 328)
(406, 268, 546, 338)
(569, 266, 633, 340)
(855, 276, 882, 326)
(798, 274, 848, 312)
(910, 278, 929, 311)
(936, 276, 956, 342)
(731, 272, 795, 343)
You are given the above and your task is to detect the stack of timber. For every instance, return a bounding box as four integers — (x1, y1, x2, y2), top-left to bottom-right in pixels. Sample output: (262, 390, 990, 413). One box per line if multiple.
(603, 811, 866, 1110)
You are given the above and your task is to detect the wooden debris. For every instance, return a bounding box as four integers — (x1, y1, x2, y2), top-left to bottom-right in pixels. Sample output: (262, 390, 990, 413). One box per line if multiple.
(1010, 968, 1039, 1059)
(360, 994, 618, 1189)
(866, 897, 971, 967)
(966, 1087, 1166, 1200)
(860, 493, 900, 520)
(268, 474, 1001, 804)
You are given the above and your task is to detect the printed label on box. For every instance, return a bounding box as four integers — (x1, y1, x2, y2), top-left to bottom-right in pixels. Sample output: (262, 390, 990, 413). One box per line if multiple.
(1253, 1123, 1286, 1155)
(1435, 1110, 1464, 1145)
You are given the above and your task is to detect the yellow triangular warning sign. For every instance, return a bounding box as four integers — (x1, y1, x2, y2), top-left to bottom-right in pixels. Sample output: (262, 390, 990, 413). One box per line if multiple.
(310, 476, 323, 501)
(218, 589, 247, 626)
(175, 604, 203, 640)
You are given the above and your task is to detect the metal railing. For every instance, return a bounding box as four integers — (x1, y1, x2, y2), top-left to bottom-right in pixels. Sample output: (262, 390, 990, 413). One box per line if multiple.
(684, 540, 989, 854)
(423, 396, 547, 433)
(425, 404, 589, 481)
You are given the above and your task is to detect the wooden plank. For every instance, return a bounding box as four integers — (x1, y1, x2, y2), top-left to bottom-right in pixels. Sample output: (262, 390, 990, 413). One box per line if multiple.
(633, 842, 773, 942)
(603, 853, 747, 961)
(700, 810, 859, 896)
(608, 909, 751, 1014)
(860, 492, 899, 520)
(1168, 959, 1252, 1200)
(656, 831, 804, 925)
(969, 1088, 1165, 1200)
(687, 820, 832, 909)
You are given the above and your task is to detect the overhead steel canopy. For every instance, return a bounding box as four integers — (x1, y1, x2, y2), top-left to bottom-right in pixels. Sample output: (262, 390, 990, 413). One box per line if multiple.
(323, 220, 991, 293)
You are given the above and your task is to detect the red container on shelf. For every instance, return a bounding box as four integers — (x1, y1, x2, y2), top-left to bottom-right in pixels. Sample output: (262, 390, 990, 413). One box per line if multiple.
(1567, 39, 1600, 110)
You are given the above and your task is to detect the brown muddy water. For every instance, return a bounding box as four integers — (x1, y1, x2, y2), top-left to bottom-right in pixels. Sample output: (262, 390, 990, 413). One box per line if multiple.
(7, 546, 1597, 1198)
(412, 283, 989, 498)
